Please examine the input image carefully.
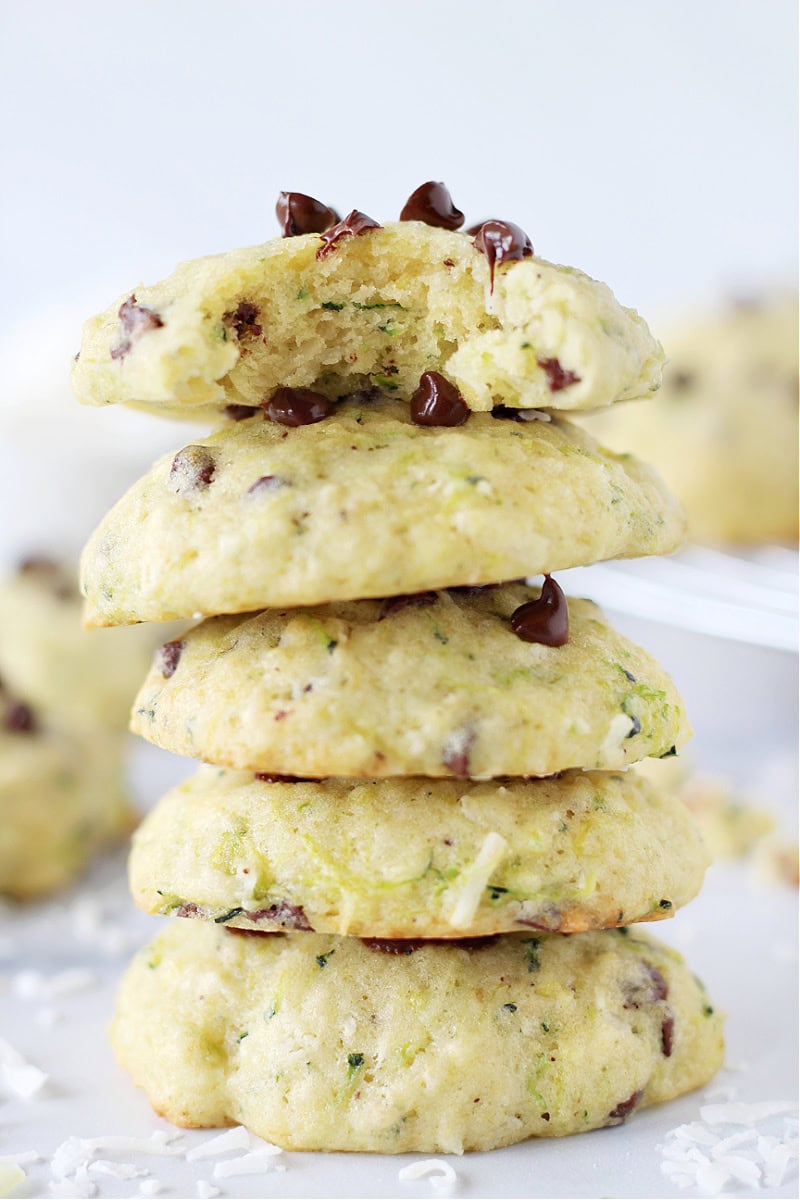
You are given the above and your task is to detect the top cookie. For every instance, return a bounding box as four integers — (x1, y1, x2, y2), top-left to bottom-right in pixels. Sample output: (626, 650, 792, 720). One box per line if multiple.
(72, 213, 663, 416)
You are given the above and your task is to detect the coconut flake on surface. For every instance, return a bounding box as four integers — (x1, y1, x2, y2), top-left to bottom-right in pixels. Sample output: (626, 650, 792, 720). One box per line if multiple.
(398, 1158, 459, 1194)
(195, 1183, 220, 1199)
(185, 1126, 252, 1161)
(212, 1151, 286, 1179)
(0, 1035, 49, 1100)
(12, 968, 97, 1001)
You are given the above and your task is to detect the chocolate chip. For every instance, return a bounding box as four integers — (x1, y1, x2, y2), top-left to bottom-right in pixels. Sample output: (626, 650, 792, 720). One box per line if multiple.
(276, 191, 339, 237)
(253, 773, 314, 783)
(175, 902, 203, 919)
(410, 371, 470, 427)
(490, 405, 536, 422)
(169, 446, 216, 494)
(361, 936, 498, 954)
(316, 209, 382, 260)
(247, 475, 289, 495)
(510, 576, 569, 647)
(223, 404, 260, 421)
(227, 928, 285, 939)
(110, 294, 163, 360)
(661, 1013, 674, 1057)
(443, 728, 476, 777)
(265, 387, 333, 427)
(223, 301, 262, 339)
(4, 702, 36, 734)
(400, 181, 464, 229)
(156, 639, 184, 678)
(626, 715, 642, 738)
(247, 901, 313, 931)
(17, 556, 76, 601)
(607, 1088, 644, 1124)
(471, 220, 533, 290)
(378, 592, 438, 620)
(623, 963, 669, 1009)
(537, 356, 581, 393)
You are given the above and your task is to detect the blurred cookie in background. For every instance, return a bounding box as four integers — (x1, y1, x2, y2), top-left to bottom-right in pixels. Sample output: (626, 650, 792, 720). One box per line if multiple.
(582, 295, 798, 545)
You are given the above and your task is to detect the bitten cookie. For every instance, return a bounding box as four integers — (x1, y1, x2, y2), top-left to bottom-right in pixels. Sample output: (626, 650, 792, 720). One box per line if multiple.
(130, 766, 709, 938)
(111, 921, 723, 1153)
(0, 691, 132, 897)
(131, 584, 689, 778)
(72, 220, 663, 416)
(581, 295, 798, 544)
(81, 398, 685, 626)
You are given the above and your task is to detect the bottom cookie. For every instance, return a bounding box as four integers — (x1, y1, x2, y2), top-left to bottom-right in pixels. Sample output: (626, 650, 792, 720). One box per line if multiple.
(111, 921, 723, 1154)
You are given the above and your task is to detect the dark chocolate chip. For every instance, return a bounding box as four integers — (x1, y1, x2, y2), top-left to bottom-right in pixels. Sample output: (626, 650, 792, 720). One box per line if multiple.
(226, 927, 285, 939)
(661, 1012, 675, 1057)
(247, 901, 313, 931)
(316, 210, 382, 260)
(379, 592, 438, 620)
(410, 371, 470, 427)
(626, 715, 642, 738)
(223, 404, 260, 421)
(265, 387, 333, 427)
(471, 220, 533, 290)
(223, 301, 262, 340)
(175, 902, 203, 919)
(169, 446, 216, 493)
(253, 773, 314, 783)
(156, 639, 184, 679)
(537, 356, 581, 393)
(247, 475, 289, 495)
(490, 405, 538, 423)
(276, 191, 339, 237)
(4, 702, 36, 734)
(110, 294, 163, 360)
(510, 576, 569, 647)
(400, 181, 464, 230)
(623, 963, 669, 1009)
(361, 936, 498, 954)
(443, 728, 476, 777)
(607, 1088, 644, 1124)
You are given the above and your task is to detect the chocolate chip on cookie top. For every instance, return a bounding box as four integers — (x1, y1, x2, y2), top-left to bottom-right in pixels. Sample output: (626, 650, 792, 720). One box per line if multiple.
(266, 387, 334, 427)
(400, 182, 464, 230)
(470, 219, 534, 290)
(511, 576, 569, 646)
(316, 210, 382, 259)
(156, 639, 185, 679)
(276, 192, 339, 238)
(111, 295, 164, 360)
(169, 446, 216, 494)
(410, 371, 470, 426)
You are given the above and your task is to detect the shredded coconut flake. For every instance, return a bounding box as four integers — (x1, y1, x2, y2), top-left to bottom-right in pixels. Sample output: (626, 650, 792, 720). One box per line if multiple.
(88, 1160, 148, 1180)
(195, 1184, 220, 1199)
(185, 1126, 253, 1161)
(212, 1151, 286, 1178)
(138, 1181, 162, 1197)
(700, 1100, 798, 1126)
(398, 1159, 459, 1193)
(12, 967, 97, 1001)
(448, 831, 508, 929)
(0, 1153, 40, 1166)
(0, 1035, 49, 1100)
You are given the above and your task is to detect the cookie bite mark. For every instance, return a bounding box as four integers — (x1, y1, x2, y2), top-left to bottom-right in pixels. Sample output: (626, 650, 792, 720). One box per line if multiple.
(265, 387, 333, 426)
(169, 446, 216, 495)
(276, 191, 339, 237)
(537, 357, 581, 393)
(222, 301, 262, 340)
(410, 372, 470, 426)
(400, 182, 464, 230)
(110, 295, 164, 360)
(470, 220, 533, 291)
(510, 576, 569, 647)
(156, 639, 184, 679)
(316, 210, 382, 259)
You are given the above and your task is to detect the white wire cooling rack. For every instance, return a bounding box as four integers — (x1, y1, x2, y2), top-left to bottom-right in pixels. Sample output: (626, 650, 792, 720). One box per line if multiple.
(559, 545, 798, 653)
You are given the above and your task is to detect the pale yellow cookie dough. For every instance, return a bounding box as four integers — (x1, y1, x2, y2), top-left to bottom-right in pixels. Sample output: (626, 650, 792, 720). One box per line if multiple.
(111, 921, 723, 1153)
(130, 766, 708, 937)
(81, 399, 685, 626)
(131, 584, 689, 778)
(581, 295, 798, 544)
(73, 222, 663, 416)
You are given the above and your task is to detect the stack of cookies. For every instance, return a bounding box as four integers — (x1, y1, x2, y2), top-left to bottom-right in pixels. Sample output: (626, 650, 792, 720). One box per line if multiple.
(73, 184, 723, 1154)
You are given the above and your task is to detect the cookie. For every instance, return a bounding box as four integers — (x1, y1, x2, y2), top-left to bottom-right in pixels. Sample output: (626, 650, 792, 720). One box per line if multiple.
(0, 557, 159, 731)
(130, 766, 708, 938)
(581, 295, 798, 544)
(72, 219, 663, 417)
(131, 584, 689, 778)
(0, 691, 132, 897)
(111, 920, 722, 1153)
(80, 399, 686, 626)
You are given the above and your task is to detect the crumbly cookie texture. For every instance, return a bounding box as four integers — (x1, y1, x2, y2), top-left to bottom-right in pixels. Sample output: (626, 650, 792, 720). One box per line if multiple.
(581, 295, 798, 544)
(72, 222, 663, 416)
(130, 766, 708, 938)
(131, 585, 689, 778)
(0, 716, 132, 898)
(0, 559, 158, 731)
(80, 399, 685, 626)
(111, 921, 723, 1153)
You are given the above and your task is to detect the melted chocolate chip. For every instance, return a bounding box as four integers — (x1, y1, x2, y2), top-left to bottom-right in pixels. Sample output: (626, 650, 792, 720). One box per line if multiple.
(400, 182, 464, 230)
(608, 1088, 644, 1123)
(175, 902, 203, 919)
(110, 294, 163, 360)
(489, 405, 541, 423)
(247, 475, 289, 495)
(316, 210, 382, 260)
(223, 404, 260, 421)
(247, 901, 313, 931)
(276, 191, 339, 237)
(537, 356, 580, 393)
(4, 702, 36, 734)
(156, 639, 184, 678)
(623, 963, 669, 1009)
(661, 1013, 675, 1057)
(410, 371, 470, 427)
(361, 936, 499, 954)
(443, 728, 476, 777)
(379, 592, 438, 620)
(471, 220, 533, 290)
(266, 387, 333, 427)
(169, 446, 216, 494)
(254, 772, 314, 783)
(227, 927, 285, 939)
(510, 576, 569, 647)
(223, 301, 262, 339)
